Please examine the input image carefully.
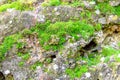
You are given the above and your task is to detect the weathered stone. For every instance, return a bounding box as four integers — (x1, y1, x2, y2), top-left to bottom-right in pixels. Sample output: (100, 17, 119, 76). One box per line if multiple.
(109, 0, 120, 7)
(98, 17, 107, 24)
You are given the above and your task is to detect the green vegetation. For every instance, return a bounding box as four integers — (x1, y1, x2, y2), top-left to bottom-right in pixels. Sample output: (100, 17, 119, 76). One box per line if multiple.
(33, 21, 95, 51)
(49, 0, 61, 6)
(0, 34, 21, 61)
(30, 61, 43, 70)
(102, 46, 120, 56)
(96, 2, 115, 14)
(0, 0, 33, 12)
(66, 65, 88, 78)
(17, 52, 30, 60)
(18, 61, 24, 67)
(95, 2, 120, 16)
(66, 46, 120, 78)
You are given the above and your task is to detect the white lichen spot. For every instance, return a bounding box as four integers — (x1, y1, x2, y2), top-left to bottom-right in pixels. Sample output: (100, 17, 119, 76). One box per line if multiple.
(85, 72, 91, 78)
(53, 64, 58, 70)
(118, 54, 120, 58)
(95, 9, 100, 15)
(9, 21, 12, 24)
(4, 70, 10, 75)
(100, 57, 105, 62)
(99, 72, 103, 76)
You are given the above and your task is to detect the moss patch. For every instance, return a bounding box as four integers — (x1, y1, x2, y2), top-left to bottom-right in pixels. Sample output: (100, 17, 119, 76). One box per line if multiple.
(0, 34, 21, 61)
(0, 0, 33, 12)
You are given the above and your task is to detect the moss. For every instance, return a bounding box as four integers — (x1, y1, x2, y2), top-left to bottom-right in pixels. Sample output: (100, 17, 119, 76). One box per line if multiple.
(101, 46, 120, 56)
(40, 21, 94, 50)
(66, 65, 88, 78)
(30, 61, 43, 70)
(114, 6, 120, 16)
(0, 34, 21, 61)
(17, 52, 30, 60)
(96, 2, 115, 14)
(0, 0, 33, 12)
(49, 0, 61, 6)
(18, 61, 24, 67)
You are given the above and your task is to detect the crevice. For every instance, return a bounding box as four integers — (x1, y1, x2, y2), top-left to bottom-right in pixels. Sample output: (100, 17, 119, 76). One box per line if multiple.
(79, 39, 97, 57)
(0, 72, 5, 80)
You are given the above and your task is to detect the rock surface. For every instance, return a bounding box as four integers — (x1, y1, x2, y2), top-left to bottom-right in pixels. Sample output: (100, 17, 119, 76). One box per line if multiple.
(0, 1, 120, 80)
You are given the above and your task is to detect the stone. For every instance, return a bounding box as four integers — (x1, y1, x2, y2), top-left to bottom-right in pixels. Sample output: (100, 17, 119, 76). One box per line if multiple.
(83, 1, 96, 9)
(95, 9, 100, 15)
(98, 17, 107, 24)
(109, 0, 120, 7)
(107, 15, 119, 24)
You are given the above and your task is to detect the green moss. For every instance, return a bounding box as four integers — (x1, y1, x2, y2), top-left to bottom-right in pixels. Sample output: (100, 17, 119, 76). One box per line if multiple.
(42, 0, 61, 6)
(30, 61, 43, 70)
(18, 61, 24, 67)
(49, 0, 61, 6)
(0, 34, 21, 61)
(0, 1, 33, 12)
(66, 65, 88, 78)
(96, 2, 115, 14)
(40, 21, 94, 50)
(101, 46, 120, 56)
(114, 6, 120, 16)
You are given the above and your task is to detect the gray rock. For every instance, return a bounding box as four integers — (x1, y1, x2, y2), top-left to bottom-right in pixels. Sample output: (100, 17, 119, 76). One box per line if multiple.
(83, 1, 96, 9)
(109, 0, 120, 7)
(98, 17, 107, 24)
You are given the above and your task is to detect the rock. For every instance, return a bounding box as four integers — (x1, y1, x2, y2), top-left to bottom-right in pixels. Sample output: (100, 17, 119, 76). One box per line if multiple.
(109, 0, 120, 7)
(98, 17, 107, 24)
(0, 9, 44, 42)
(95, 9, 100, 15)
(36, 6, 82, 22)
(107, 15, 119, 24)
(0, 6, 82, 43)
(83, 1, 96, 9)
(117, 65, 120, 74)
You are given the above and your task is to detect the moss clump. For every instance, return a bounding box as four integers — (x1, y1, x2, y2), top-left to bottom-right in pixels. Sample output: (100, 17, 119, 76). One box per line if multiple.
(0, 34, 21, 61)
(30, 61, 43, 70)
(93, 1, 120, 16)
(49, 0, 61, 6)
(34, 21, 95, 51)
(0, 0, 33, 12)
(66, 65, 88, 79)
(102, 46, 120, 56)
